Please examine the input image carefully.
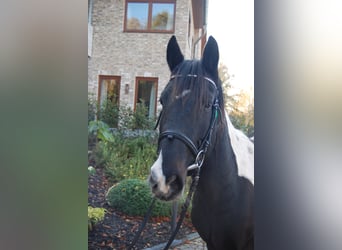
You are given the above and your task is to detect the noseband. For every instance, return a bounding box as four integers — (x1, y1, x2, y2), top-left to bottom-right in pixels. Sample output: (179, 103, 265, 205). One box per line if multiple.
(156, 74, 220, 171)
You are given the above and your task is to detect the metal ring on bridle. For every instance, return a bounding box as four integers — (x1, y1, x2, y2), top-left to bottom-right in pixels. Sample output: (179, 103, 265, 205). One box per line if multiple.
(195, 150, 205, 168)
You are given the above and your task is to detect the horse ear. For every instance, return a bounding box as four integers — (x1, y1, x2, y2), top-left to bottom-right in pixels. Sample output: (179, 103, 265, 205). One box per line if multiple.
(202, 36, 219, 73)
(167, 36, 184, 71)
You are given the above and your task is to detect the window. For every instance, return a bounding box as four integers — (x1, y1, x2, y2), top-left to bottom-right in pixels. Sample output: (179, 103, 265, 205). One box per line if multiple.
(125, 0, 175, 33)
(98, 75, 121, 127)
(135, 77, 158, 118)
(98, 76, 121, 107)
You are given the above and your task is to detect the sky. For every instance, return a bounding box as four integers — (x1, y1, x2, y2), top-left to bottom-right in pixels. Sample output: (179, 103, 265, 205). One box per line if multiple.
(207, 0, 254, 95)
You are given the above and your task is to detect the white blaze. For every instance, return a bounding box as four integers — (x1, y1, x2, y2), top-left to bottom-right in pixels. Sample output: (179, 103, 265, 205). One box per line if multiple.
(150, 151, 170, 194)
(175, 89, 191, 99)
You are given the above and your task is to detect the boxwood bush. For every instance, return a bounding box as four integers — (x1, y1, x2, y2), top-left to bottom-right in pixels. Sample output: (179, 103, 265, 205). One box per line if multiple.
(106, 179, 171, 217)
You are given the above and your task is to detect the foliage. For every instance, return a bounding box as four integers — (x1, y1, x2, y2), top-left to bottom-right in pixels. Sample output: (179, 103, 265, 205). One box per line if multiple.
(228, 92, 254, 136)
(118, 105, 134, 130)
(152, 11, 169, 29)
(88, 95, 155, 130)
(88, 206, 106, 231)
(230, 110, 254, 136)
(88, 120, 115, 143)
(97, 99, 119, 128)
(106, 179, 171, 217)
(218, 63, 254, 136)
(130, 101, 155, 130)
(88, 95, 97, 123)
(93, 140, 113, 169)
(94, 135, 157, 182)
(88, 166, 96, 175)
(219, 63, 239, 112)
(90, 99, 157, 181)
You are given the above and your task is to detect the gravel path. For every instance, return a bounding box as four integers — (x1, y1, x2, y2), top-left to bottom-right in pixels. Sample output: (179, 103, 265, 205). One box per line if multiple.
(144, 233, 207, 250)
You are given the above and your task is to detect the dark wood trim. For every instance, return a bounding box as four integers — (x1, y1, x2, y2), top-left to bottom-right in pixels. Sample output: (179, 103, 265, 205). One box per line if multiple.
(147, 1, 152, 30)
(123, 0, 176, 34)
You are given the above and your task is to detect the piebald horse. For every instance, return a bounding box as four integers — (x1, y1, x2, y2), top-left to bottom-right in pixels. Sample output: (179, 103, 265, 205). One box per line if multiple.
(149, 36, 254, 250)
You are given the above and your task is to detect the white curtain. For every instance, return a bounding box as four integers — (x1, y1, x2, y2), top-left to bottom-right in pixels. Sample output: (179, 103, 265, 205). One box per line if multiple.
(166, 11, 173, 30)
(100, 80, 108, 107)
(148, 83, 156, 118)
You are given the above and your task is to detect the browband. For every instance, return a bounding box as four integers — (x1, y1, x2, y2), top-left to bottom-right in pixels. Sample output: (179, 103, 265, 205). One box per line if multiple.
(170, 74, 217, 90)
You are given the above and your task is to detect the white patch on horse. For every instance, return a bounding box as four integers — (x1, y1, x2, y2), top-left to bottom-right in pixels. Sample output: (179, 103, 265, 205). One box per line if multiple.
(150, 151, 170, 194)
(225, 112, 254, 185)
(175, 89, 191, 99)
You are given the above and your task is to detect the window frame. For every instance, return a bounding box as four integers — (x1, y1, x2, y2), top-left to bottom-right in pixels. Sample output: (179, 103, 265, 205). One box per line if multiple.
(134, 77, 158, 118)
(98, 75, 121, 107)
(124, 0, 176, 33)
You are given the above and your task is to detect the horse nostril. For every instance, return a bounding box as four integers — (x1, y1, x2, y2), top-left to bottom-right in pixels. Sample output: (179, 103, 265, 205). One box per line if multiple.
(149, 175, 158, 190)
(166, 175, 177, 185)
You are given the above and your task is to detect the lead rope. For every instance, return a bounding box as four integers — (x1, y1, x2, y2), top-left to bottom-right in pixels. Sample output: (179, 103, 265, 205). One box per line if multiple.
(162, 169, 200, 249)
(127, 171, 200, 250)
(127, 198, 156, 250)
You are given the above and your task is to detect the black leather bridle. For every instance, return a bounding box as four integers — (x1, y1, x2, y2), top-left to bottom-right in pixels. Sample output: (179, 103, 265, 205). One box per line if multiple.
(155, 74, 220, 171)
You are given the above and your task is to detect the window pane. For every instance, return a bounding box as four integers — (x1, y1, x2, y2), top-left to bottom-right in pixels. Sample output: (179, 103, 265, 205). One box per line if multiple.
(99, 77, 120, 127)
(151, 3, 174, 30)
(126, 3, 148, 30)
(100, 79, 119, 106)
(137, 80, 157, 118)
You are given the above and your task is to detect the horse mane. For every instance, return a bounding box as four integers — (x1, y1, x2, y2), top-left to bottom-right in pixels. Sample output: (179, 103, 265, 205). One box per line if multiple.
(162, 59, 225, 119)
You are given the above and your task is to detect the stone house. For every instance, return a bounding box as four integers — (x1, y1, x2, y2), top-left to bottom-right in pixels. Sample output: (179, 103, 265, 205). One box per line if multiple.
(88, 0, 208, 120)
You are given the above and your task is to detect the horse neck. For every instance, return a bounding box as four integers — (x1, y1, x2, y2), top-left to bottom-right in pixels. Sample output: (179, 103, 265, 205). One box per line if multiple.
(196, 120, 239, 200)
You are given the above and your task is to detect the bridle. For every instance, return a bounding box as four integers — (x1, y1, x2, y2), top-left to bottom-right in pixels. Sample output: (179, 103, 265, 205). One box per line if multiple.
(156, 74, 220, 172)
(128, 74, 220, 250)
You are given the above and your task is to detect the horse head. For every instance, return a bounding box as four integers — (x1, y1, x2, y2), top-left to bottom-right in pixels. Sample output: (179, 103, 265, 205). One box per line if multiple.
(149, 35, 222, 201)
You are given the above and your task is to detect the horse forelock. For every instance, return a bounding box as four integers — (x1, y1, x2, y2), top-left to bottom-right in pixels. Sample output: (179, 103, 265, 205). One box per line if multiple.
(162, 60, 223, 115)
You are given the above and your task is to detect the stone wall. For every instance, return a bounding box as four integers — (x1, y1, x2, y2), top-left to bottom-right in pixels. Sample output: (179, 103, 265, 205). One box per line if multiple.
(88, 0, 199, 112)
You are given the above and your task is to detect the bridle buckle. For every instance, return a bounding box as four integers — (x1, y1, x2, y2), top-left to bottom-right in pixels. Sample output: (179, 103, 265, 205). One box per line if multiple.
(187, 150, 205, 171)
(195, 150, 205, 168)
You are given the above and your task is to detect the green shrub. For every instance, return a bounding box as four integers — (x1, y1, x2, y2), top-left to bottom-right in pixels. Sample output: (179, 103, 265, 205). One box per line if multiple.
(98, 99, 119, 128)
(93, 141, 113, 168)
(118, 105, 134, 130)
(88, 95, 97, 123)
(106, 179, 171, 217)
(88, 206, 106, 231)
(88, 120, 115, 143)
(130, 102, 155, 130)
(109, 136, 155, 181)
(95, 135, 157, 181)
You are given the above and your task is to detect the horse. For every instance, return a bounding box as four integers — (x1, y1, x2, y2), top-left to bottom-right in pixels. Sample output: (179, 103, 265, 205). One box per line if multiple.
(149, 36, 254, 250)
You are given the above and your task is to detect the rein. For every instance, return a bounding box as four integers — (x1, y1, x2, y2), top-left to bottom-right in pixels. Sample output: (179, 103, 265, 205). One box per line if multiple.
(128, 75, 219, 249)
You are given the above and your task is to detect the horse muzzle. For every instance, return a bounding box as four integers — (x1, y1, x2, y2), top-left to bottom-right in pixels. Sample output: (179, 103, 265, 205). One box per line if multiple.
(149, 151, 184, 201)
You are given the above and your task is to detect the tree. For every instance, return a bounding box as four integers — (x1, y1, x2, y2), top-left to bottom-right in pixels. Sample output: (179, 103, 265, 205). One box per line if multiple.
(127, 18, 141, 29)
(152, 11, 169, 29)
(219, 63, 254, 136)
(218, 63, 238, 112)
